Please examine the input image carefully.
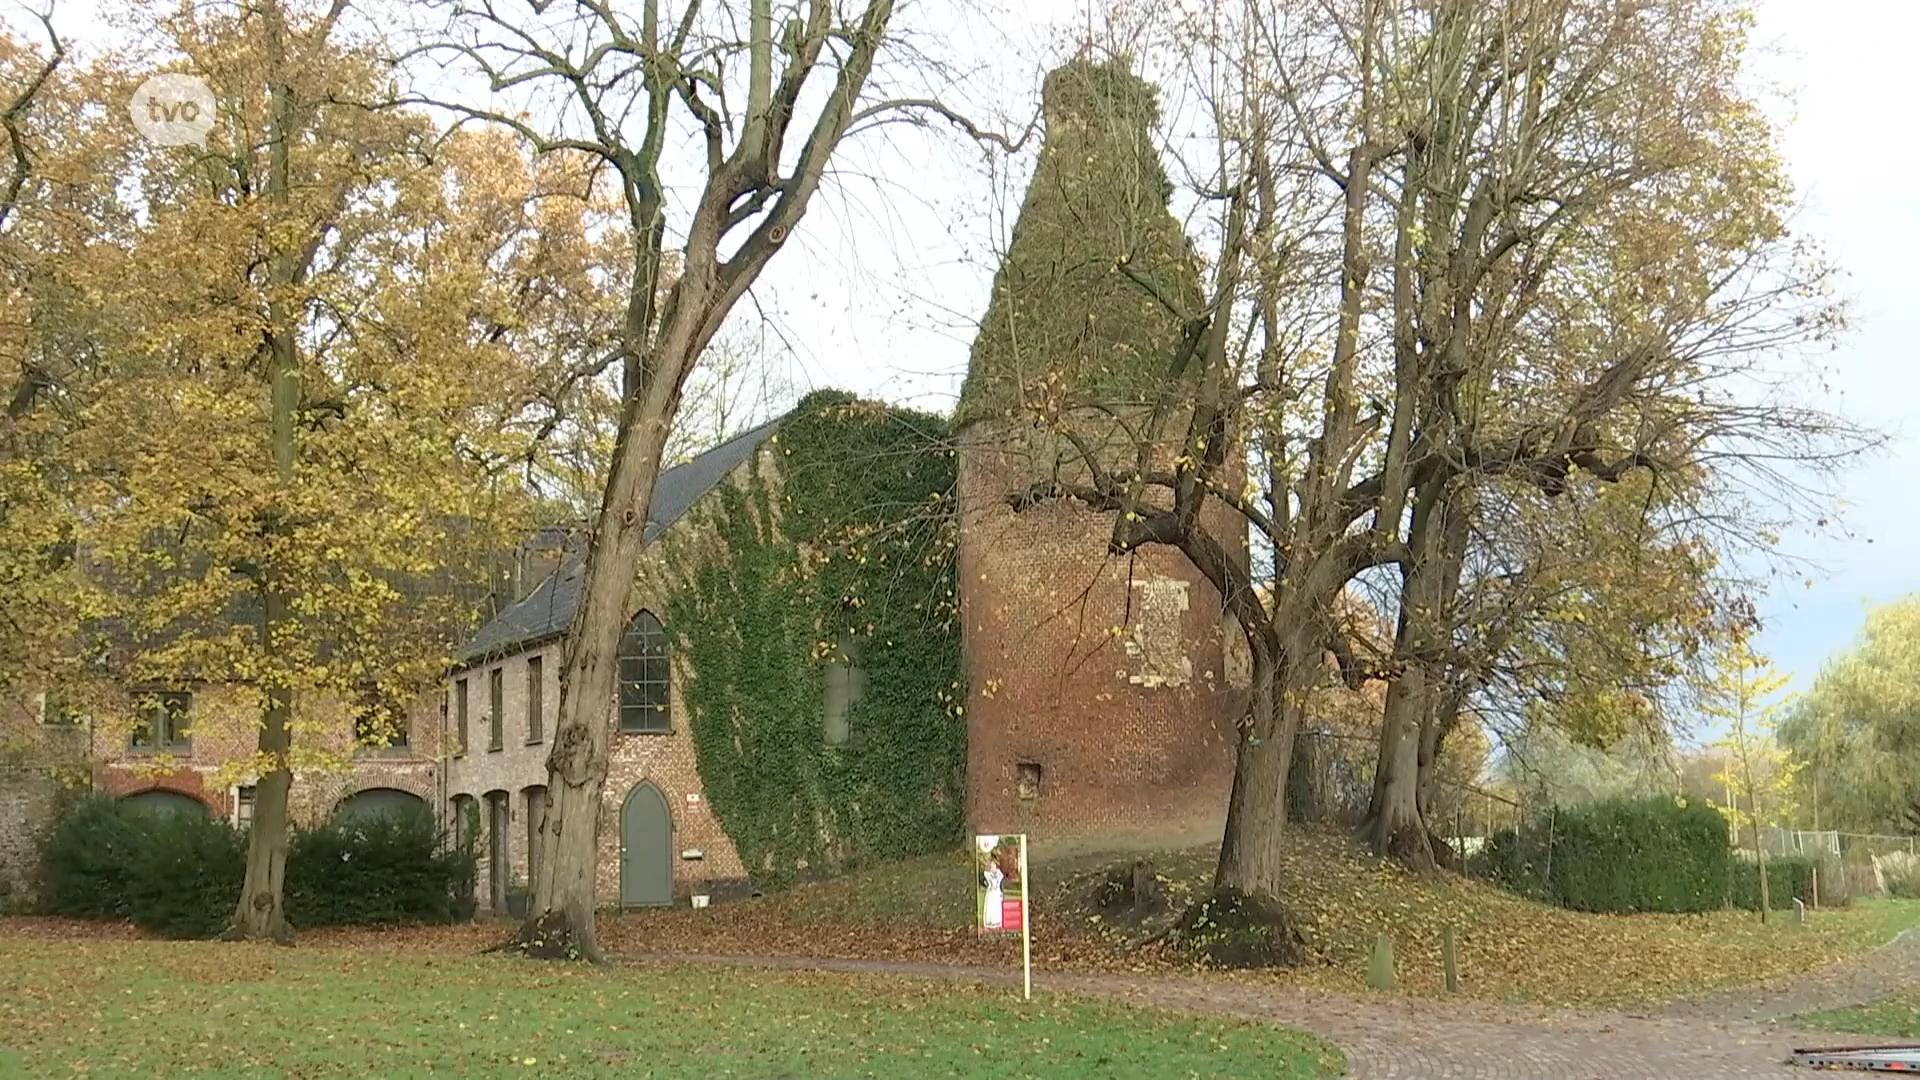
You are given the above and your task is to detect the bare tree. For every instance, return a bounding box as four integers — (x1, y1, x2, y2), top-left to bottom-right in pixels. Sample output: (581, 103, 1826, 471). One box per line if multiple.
(410, 0, 918, 960)
(1013, 0, 1863, 913)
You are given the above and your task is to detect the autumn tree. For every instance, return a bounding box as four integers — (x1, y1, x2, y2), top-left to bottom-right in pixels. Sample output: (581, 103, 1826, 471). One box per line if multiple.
(0, 14, 77, 709)
(8, 0, 608, 940)
(1314, 0, 1854, 868)
(411, 0, 929, 960)
(1703, 634, 1798, 922)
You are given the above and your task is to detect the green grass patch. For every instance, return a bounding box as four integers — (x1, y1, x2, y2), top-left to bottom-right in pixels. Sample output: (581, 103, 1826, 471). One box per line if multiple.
(0, 939, 1341, 1079)
(1799, 993, 1920, 1039)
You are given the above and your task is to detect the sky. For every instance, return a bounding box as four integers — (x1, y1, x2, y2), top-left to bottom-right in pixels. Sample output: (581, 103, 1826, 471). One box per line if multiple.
(1728, 0, 1920, 688)
(20, 0, 1919, 692)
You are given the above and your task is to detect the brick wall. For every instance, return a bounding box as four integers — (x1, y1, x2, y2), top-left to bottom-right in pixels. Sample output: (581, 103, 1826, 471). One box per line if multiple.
(91, 684, 445, 826)
(956, 421, 1241, 850)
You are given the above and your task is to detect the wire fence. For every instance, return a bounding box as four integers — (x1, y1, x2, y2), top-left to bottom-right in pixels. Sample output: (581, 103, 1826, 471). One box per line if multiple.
(1741, 828, 1918, 900)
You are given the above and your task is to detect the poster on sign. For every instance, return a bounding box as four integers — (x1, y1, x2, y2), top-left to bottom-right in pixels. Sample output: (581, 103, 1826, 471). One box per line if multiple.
(974, 833, 1032, 998)
(974, 834, 1026, 932)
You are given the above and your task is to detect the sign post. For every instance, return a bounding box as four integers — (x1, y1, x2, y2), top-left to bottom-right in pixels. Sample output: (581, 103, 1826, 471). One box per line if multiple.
(975, 833, 1031, 999)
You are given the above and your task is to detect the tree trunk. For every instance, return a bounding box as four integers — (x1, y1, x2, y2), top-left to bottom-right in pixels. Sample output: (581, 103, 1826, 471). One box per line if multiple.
(1285, 727, 1322, 823)
(1364, 479, 1467, 871)
(230, 727, 294, 943)
(1417, 694, 1468, 868)
(514, 409, 676, 961)
(229, 0, 298, 945)
(1216, 649, 1300, 896)
(229, 315, 299, 944)
(1366, 663, 1435, 869)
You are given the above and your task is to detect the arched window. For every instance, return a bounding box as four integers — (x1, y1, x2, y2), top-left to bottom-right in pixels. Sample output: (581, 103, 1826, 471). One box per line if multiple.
(619, 610, 671, 733)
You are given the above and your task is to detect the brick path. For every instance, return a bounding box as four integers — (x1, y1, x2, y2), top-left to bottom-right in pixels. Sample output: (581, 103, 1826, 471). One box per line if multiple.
(630, 932, 1920, 1079)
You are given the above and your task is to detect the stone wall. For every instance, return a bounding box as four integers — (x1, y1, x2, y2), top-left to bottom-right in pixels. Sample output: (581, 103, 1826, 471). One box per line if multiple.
(0, 693, 89, 905)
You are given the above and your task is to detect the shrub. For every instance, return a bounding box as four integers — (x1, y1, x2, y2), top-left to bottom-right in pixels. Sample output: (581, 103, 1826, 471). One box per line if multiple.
(38, 796, 476, 934)
(285, 805, 476, 927)
(1476, 796, 1733, 914)
(38, 795, 148, 918)
(121, 813, 246, 939)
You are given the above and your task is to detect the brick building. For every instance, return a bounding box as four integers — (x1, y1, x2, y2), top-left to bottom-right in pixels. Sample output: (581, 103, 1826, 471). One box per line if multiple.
(444, 57, 1245, 913)
(0, 680, 448, 901)
(954, 56, 1243, 851)
(441, 424, 773, 912)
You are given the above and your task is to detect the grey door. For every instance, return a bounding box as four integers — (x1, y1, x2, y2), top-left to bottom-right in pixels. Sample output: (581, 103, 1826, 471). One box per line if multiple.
(619, 782, 673, 907)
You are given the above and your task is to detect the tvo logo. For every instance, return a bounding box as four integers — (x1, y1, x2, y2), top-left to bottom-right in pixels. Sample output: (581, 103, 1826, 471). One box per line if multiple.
(130, 73, 216, 147)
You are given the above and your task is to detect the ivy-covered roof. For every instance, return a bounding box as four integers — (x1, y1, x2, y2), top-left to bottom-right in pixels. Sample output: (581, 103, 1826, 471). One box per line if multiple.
(452, 418, 785, 668)
(955, 55, 1202, 427)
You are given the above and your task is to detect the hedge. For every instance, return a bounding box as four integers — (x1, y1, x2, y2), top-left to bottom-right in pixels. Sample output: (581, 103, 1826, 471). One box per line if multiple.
(1728, 855, 1818, 912)
(38, 795, 150, 919)
(38, 795, 475, 937)
(120, 810, 248, 938)
(1477, 796, 1734, 914)
(285, 808, 477, 926)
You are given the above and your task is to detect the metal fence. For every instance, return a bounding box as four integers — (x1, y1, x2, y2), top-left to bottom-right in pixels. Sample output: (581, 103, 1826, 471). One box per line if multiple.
(1748, 828, 1919, 900)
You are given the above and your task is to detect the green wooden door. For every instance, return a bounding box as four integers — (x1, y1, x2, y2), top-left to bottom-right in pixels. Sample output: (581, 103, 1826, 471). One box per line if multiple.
(619, 782, 673, 907)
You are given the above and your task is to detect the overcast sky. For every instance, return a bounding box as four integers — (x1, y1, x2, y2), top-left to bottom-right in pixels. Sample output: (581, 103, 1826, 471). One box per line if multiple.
(26, 0, 1918, 694)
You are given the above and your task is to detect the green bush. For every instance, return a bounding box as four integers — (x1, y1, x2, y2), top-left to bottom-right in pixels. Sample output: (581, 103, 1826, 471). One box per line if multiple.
(1476, 796, 1733, 914)
(1728, 855, 1819, 912)
(38, 796, 476, 934)
(285, 805, 476, 927)
(121, 812, 246, 939)
(38, 795, 148, 919)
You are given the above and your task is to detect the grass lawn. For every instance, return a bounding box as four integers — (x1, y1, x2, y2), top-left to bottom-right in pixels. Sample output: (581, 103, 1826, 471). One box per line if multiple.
(598, 827, 1920, 1009)
(1799, 992, 1920, 1040)
(0, 938, 1341, 1079)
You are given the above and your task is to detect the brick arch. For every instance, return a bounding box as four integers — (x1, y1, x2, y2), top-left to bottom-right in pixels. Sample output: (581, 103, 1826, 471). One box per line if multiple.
(116, 776, 216, 810)
(332, 786, 430, 822)
(334, 775, 434, 807)
(100, 767, 220, 814)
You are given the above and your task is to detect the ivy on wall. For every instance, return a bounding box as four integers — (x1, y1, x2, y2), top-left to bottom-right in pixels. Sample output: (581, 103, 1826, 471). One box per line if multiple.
(667, 391, 965, 887)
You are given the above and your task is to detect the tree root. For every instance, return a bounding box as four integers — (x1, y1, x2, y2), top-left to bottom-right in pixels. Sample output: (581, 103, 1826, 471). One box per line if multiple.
(1155, 886, 1309, 969)
(502, 909, 604, 963)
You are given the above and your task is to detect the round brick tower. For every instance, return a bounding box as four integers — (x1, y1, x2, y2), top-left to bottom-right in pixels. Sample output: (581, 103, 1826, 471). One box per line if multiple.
(955, 57, 1241, 852)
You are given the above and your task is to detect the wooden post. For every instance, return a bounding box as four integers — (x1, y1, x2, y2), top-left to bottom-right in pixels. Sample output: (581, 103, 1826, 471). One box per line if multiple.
(1441, 926, 1459, 993)
(1367, 933, 1395, 991)
(1812, 865, 1821, 911)
(1019, 835, 1031, 1001)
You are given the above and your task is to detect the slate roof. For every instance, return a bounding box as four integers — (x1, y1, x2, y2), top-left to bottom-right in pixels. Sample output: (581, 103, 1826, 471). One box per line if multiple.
(452, 418, 784, 668)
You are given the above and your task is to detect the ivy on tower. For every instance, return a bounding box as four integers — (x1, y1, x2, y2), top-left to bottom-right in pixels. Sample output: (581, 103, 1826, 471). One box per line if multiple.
(957, 54, 1204, 429)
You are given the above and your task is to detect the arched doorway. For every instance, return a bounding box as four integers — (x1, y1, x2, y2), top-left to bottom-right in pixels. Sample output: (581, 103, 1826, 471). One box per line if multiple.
(334, 787, 427, 825)
(119, 790, 210, 820)
(619, 781, 673, 907)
